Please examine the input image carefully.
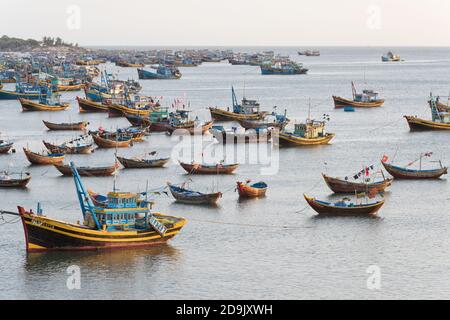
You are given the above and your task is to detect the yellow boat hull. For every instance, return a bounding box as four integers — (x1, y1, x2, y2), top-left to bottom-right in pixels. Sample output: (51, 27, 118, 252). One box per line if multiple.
(275, 132, 335, 146)
(404, 115, 450, 131)
(20, 98, 69, 111)
(209, 107, 266, 121)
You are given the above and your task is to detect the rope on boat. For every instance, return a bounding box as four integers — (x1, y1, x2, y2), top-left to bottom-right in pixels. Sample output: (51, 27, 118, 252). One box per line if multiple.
(187, 218, 306, 230)
(0, 210, 21, 225)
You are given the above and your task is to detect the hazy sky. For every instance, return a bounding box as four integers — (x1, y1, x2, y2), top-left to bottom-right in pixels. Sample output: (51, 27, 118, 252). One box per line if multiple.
(2, 0, 450, 46)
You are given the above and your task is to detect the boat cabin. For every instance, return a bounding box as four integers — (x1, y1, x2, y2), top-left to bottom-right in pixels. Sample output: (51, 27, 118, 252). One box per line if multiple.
(354, 90, 379, 103)
(240, 98, 261, 114)
(89, 192, 151, 231)
(294, 120, 326, 138)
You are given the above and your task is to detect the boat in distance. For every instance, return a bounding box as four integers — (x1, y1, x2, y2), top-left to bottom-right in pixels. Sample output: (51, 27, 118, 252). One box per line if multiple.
(304, 194, 384, 217)
(23, 147, 65, 165)
(0, 172, 31, 188)
(53, 162, 119, 177)
(381, 161, 447, 179)
(321, 173, 393, 194)
(43, 120, 89, 131)
(167, 183, 222, 205)
(116, 156, 170, 168)
(179, 161, 239, 174)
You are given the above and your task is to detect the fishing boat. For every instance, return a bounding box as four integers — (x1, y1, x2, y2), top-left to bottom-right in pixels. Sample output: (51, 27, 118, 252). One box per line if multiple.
(405, 96, 450, 131)
(209, 87, 268, 121)
(116, 155, 170, 168)
(322, 173, 392, 194)
(167, 120, 214, 135)
(433, 96, 450, 112)
(236, 180, 267, 198)
(42, 120, 89, 131)
(0, 82, 48, 100)
(92, 127, 147, 142)
(381, 158, 447, 179)
(260, 60, 308, 75)
(167, 183, 222, 205)
(238, 111, 289, 129)
(53, 162, 119, 177)
(107, 103, 154, 118)
(274, 119, 334, 146)
(76, 96, 109, 112)
(0, 171, 31, 188)
(125, 109, 170, 132)
(137, 66, 182, 80)
(304, 194, 385, 217)
(298, 50, 320, 56)
(333, 82, 384, 108)
(210, 126, 271, 144)
(0, 140, 13, 154)
(91, 133, 133, 148)
(6, 162, 186, 252)
(381, 51, 401, 62)
(54, 78, 85, 91)
(20, 88, 69, 112)
(43, 136, 93, 154)
(23, 147, 64, 165)
(179, 161, 239, 174)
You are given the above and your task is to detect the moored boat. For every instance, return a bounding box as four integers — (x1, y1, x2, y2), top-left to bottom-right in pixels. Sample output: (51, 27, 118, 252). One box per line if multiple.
(304, 194, 384, 217)
(210, 126, 271, 144)
(179, 161, 239, 174)
(23, 147, 64, 165)
(43, 137, 93, 155)
(0, 140, 14, 154)
(381, 161, 447, 179)
(137, 66, 182, 80)
(43, 120, 89, 131)
(405, 96, 450, 131)
(167, 120, 214, 135)
(0, 82, 48, 100)
(209, 87, 268, 121)
(274, 119, 334, 146)
(76, 96, 109, 113)
(167, 183, 222, 205)
(0, 171, 31, 188)
(333, 82, 384, 108)
(236, 180, 267, 198)
(53, 162, 119, 177)
(382, 51, 401, 62)
(5, 162, 187, 252)
(91, 133, 133, 148)
(116, 155, 170, 168)
(322, 173, 392, 194)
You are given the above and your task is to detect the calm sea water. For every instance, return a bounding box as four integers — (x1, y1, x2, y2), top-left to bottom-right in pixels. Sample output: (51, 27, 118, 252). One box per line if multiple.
(1, 47, 450, 299)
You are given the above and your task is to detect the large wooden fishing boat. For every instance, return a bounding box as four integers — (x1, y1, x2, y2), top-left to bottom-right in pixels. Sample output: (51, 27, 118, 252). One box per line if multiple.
(0, 172, 31, 188)
(179, 161, 239, 174)
(20, 98, 69, 111)
(0, 82, 47, 100)
(405, 96, 450, 131)
(137, 66, 182, 80)
(275, 120, 334, 146)
(0, 140, 13, 154)
(238, 117, 288, 130)
(322, 173, 392, 194)
(236, 181, 268, 198)
(23, 147, 64, 165)
(108, 104, 153, 118)
(91, 133, 133, 148)
(53, 162, 119, 177)
(304, 194, 384, 217)
(404, 116, 450, 131)
(167, 183, 222, 205)
(6, 163, 186, 252)
(381, 161, 447, 179)
(43, 120, 89, 131)
(333, 82, 384, 108)
(209, 87, 267, 121)
(76, 96, 109, 113)
(125, 113, 170, 132)
(43, 138, 93, 155)
(116, 156, 170, 168)
(381, 51, 401, 62)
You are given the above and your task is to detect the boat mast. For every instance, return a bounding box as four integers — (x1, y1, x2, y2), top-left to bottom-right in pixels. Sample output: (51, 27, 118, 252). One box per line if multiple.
(70, 161, 101, 229)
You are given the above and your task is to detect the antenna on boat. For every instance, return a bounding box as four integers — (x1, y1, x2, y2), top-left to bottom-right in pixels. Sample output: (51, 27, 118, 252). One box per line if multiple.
(308, 98, 311, 121)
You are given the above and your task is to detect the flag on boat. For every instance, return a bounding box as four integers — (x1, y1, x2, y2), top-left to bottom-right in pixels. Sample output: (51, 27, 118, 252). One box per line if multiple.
(381, 155, 389, 163)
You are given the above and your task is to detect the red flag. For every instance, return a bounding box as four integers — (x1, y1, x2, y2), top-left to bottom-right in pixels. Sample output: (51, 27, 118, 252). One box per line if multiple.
(381, 155, 389, 163)
(365, 167, 370, 177)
